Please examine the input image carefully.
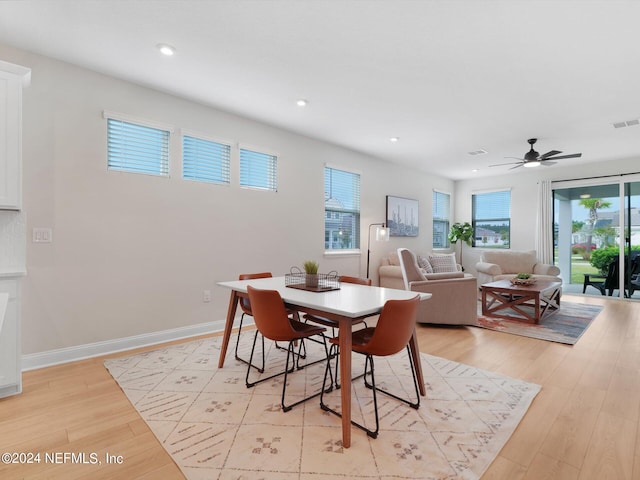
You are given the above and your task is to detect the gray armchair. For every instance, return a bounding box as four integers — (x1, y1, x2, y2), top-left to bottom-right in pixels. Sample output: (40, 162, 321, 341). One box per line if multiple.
(397, 248, 478, 325)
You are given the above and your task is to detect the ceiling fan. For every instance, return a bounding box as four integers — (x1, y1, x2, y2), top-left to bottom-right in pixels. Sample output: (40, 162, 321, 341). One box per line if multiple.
(490, 138, 582, 170)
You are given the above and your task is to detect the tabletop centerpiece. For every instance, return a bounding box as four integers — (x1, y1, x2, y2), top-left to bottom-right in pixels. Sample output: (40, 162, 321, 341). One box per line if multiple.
(510, 272, 536, 285)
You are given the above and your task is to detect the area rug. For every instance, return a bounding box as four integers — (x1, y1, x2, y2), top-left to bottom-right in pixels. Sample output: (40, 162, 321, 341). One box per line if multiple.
(104, 334, 540, 480)
(476, 301, 603, 345)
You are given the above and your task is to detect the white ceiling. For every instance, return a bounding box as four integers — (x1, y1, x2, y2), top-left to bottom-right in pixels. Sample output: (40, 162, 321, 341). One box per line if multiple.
(1, 0, 639, 180)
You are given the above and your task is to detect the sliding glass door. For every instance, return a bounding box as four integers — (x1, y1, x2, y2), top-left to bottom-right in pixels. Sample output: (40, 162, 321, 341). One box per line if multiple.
(553, 176, 640, 300)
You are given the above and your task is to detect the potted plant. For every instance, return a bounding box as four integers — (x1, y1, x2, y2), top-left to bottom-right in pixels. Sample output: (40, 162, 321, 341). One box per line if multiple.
(303, 260, 319, 288)
(447, 222, 474, 269)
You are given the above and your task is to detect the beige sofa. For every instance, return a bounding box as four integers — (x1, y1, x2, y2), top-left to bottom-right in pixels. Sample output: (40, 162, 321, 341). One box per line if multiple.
(380, 249, 478, 325)
(475, 250, 561, 285)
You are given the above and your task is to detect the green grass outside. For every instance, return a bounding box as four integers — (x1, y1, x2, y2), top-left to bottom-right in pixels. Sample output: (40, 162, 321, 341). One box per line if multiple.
(567, 255, 602, 284)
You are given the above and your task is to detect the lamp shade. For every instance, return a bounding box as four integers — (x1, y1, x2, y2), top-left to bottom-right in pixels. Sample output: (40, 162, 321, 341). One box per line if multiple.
(375, 225, 390, 241)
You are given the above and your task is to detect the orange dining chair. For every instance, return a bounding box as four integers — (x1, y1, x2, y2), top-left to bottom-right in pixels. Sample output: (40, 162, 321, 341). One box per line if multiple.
(320, 294, 421, 438)
(245, 285, 332, 412)
(235, 272, 300, 372)
(234, 272, 272, 372)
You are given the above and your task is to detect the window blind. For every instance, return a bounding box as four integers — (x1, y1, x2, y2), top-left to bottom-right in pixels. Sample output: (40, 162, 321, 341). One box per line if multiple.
(324, 166, 361, 250)
(239, 148, 277, 191)
(107, 118, 170, 176)
(183, 135, 231, 184)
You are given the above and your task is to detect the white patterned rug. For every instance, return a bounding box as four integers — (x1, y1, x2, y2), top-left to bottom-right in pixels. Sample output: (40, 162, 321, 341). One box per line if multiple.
(104, 333, 540, 480)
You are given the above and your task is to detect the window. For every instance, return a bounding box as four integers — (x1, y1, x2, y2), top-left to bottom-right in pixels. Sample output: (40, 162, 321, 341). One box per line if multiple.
(324, 166, 360, 250)
(472, 189, 511, 248)
(182, 134, 231, 184)
(105, 113, 171, 176)
(433, 190, 450, 248)
(239, 147, 277, 191)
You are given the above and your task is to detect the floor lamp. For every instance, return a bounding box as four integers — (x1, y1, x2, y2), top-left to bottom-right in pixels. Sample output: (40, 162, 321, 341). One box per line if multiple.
(366, 223, 390, 279)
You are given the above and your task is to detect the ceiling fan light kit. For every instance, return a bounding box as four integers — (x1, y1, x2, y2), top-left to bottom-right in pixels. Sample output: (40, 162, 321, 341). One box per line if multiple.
(489, 138, 582, 170)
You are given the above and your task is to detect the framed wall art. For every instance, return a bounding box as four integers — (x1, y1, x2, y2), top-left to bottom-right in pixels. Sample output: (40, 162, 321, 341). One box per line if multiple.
(386, 195, 419, 237)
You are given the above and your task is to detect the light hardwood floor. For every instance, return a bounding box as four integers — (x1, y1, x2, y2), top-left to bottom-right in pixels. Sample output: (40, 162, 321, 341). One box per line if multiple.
(0, 293, 638, 479)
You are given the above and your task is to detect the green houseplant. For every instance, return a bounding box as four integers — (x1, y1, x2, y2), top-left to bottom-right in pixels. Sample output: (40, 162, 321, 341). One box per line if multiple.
(303, 260, 319, 288)
(447, 222, 474, 268)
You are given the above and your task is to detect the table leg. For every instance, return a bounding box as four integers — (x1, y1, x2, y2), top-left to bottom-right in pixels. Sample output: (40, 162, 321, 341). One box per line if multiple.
(408, 328, 426, 396)
(338, 318, 352, 448)
(218, 291, 240, 368)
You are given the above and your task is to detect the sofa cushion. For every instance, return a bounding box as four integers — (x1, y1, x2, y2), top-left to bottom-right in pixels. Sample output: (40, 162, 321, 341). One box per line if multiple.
(417, 255, 433, 273)
(428, 253, 458, 273)
(482, 250, 537, 274)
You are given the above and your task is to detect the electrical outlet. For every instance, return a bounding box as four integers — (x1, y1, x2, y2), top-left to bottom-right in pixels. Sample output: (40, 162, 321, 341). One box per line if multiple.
(203, 290, 211, 303)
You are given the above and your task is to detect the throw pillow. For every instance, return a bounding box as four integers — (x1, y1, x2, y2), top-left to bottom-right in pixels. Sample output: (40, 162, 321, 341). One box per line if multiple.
(417, 255, 434, 273)
(428, 253, 458, 273)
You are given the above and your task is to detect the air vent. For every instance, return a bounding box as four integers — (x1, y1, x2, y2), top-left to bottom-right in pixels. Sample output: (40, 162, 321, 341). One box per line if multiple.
(613, 118, 639, 128)
(467, 149, 488, 156)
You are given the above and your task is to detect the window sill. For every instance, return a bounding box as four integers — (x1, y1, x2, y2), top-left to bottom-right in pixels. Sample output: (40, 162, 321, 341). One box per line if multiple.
(323, 249, 361, 257)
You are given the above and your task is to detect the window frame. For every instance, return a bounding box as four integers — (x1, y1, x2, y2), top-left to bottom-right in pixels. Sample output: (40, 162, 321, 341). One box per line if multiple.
(324, 164, 361, 254)
(432, 189, 451, 249)
(181, 130, 232, 186)
(103, 110, 173, 177)
(239, 144, 278, 192)
(471, 188, 512, 249)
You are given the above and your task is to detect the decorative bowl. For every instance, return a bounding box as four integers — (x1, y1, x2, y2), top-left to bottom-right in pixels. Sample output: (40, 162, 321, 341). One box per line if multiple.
(510, 277, 536, 286)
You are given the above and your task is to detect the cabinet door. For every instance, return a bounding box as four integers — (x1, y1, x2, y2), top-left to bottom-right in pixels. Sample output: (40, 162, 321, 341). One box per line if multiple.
(0, 280, 20, 397)
(0, 299, 18, 392)
(0, 64, 28, 210)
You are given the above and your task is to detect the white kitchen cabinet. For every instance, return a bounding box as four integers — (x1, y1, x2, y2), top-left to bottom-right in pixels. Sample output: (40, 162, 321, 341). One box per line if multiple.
(0, 61, 30, 210)
(0, 277, 21, 397)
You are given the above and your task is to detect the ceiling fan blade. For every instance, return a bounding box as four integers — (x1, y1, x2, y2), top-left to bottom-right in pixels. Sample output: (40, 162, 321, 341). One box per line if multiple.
(545, 153, 582, 160)
(539, 150, 562, 160)
(509, 163, 524, 170)
(489, 161, 522, 167)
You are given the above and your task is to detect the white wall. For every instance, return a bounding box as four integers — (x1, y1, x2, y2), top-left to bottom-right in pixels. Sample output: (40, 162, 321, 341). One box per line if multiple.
(454, 158, 640, 277)
(0, 45, 454, 357)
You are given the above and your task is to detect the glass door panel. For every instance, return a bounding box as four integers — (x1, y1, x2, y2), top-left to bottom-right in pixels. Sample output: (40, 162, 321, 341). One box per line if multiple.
(624, 181, 640, 299)
(554, 183, 624, 298)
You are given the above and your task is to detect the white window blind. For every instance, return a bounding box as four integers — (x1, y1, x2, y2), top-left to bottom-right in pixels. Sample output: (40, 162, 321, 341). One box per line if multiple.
(472, 189, 511, 248)
(239, 147, 277, 191)
(433, 190, 450, 248)
(106, 117, 170, 176)
(183, 135, 231, 184)
(324, 166, 361, 250)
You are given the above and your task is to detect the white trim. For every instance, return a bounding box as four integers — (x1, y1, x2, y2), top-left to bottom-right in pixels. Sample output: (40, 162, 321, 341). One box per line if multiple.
(20, 318, 244, 371)
(471, 187, 512, 194)
(324, 162, 362, 177)
(102, 110, 175, 133)
(238, 142, 279, 159)
(323, 249, 361, 257)
(181, 129, 234, 148)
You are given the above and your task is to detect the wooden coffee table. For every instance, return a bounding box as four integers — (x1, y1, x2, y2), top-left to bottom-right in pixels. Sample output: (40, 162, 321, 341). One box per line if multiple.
(481, 279, 562, 324)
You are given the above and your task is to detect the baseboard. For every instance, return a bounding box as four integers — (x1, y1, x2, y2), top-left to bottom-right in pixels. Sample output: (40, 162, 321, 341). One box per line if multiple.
(21, 317, 248, 371)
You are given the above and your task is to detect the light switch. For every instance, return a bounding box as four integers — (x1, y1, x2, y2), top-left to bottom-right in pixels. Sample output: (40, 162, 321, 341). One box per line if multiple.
(33, 227, 53, 243)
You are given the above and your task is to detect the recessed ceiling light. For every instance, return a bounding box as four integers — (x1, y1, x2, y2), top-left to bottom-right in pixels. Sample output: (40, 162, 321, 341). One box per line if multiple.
(157, 43, 176, 56)
(580, 193, 591, 199)
(472, 169, 479, 173)
(389, 137, 399, 143)
(296, 99, 308, 107)
(467, 149, 487, 156)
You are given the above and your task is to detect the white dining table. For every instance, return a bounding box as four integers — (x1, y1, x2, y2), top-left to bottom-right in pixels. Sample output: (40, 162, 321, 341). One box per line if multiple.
(217, 276, 431, 448)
